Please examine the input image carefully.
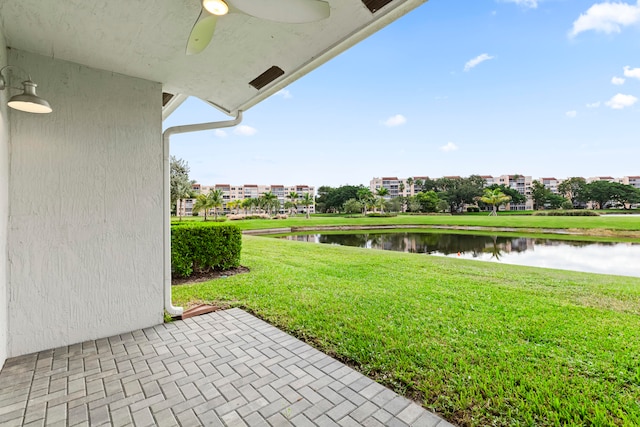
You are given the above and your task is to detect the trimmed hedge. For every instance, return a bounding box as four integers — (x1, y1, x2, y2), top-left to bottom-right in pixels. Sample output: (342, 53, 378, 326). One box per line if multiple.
(171, 222, 242, 278)
(532, 210, 600, 216)
(366, 213, 398, 217)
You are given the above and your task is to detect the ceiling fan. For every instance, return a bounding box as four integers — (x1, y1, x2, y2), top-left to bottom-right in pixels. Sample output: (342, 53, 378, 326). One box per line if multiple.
(187, 0, 331, 55)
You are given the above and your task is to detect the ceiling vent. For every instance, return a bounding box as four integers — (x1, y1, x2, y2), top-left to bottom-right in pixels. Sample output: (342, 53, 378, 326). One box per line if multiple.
(362, 0, 394, 13)
(249, 66, 285, 90)
(162, 92, 174, 107)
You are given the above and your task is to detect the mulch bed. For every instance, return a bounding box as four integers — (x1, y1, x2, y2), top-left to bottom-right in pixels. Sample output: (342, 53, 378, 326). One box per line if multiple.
(171, 265, 250, 286)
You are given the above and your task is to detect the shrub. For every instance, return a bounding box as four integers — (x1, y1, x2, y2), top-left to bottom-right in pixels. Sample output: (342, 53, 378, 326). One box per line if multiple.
(366, 213, 397, 218)
(171, 222, 241, 278)
(466, 206, 480, 213)
(227, 214, 271, 221)
(532, 210, 600, 216)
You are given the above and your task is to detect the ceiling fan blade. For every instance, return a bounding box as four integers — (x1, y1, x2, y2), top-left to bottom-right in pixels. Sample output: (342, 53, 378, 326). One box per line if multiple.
(229, 0, 330, 24)
(186, 10, 218, 55)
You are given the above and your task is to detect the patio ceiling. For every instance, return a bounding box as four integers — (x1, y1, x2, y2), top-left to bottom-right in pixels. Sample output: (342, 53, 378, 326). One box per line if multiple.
(0, 0, 428, 115)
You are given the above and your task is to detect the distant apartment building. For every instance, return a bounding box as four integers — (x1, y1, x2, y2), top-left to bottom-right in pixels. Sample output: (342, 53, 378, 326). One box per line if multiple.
(497, 175, 534, 210)
(621, 176, 640, 189)
(540, 178, 561, 194)
(177, 183, 315, 216)
(587, 176, 617, 183)
(371, 174, 639, 211)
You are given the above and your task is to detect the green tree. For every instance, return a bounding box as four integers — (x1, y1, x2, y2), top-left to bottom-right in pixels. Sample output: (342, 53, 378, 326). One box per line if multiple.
(584, 181, 616, 209)
(170, 156, 192, 219)
(261, 191, 278, 215)
(609, 182, 640, 209)
(375, 187, 390, 213)
(398, 182, 406, 212)
(207, 189, 224, 220)
(192, 194, 213, 221)
(546, 193, 568, 209)
(286, 191, 299, 215)
(315, 185, 363, 213)
(300, 192, 314, 219)
(407, 196, 421, 213)
(343, 198, 362, 214)
(531, 180, 551, 210)
(226, 199, 239, 214)
(486, 184, 526, 206)
(357, 187, 374, 214)
(388, 197, 402, 213)
(479, 188, 511, 216)
(415, 190, 440, 213)
(436, 175, 485, 213)
(558, 177, 587, 207)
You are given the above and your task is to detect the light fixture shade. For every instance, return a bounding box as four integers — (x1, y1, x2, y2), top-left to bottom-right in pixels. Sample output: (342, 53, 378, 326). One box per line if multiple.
(7, 80, 52, 114)
(203, 0, 229, 15)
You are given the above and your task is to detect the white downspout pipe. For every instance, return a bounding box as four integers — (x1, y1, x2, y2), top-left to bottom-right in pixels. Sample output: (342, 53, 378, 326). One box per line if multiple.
(163, 110, 243, 317)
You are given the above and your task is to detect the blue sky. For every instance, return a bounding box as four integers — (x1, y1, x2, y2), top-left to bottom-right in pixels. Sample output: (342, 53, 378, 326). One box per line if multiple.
(165, 0, 640, 188)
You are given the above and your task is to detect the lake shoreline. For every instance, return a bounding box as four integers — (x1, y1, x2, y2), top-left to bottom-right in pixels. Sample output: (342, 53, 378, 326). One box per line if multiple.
(244, 224, 640, 239)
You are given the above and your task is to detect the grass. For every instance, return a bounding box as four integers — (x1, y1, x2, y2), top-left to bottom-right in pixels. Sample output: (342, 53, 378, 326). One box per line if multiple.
(173, 236, 640, 426)
(173, 213, 640, 236)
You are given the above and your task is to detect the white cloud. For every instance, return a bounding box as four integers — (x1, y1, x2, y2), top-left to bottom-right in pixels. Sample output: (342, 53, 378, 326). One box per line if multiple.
(214, 129, 227, 138)
(464, 54, 495, 72)
(233, 125, 258, 136)
(611, 76, 626, 85)
(605, 93, 638, 109)
(382, 114, 407, 127)
(499, 0, 538, 8)
(570, 1, 640, 38)
(566, 110, 578, 118)
(274, 89, 293, 99)
(440, 142, 459, 152)
(586, 101, 601, 108)
(623, 65, 640, 79)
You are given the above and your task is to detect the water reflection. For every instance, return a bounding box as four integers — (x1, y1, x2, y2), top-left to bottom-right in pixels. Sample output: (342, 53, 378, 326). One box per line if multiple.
(281, 232, 640, 277)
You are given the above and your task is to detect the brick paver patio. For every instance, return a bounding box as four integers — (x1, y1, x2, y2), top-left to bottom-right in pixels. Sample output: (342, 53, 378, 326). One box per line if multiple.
(0, 308, 453, 426)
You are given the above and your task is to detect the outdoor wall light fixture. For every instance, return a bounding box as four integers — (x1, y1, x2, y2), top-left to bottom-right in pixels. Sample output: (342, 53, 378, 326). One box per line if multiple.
(0, 65, 52, 114)
(203, 0, 229, 15)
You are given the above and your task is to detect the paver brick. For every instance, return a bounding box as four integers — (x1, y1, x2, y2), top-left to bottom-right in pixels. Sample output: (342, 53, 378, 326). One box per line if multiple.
(0, 309, 447, 427)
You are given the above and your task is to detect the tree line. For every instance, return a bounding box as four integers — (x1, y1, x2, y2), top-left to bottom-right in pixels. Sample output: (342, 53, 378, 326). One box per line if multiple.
(316, 176, 640, 214)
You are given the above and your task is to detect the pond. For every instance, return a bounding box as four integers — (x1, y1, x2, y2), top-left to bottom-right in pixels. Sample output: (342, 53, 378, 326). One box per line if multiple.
(280, 232, 640, 277)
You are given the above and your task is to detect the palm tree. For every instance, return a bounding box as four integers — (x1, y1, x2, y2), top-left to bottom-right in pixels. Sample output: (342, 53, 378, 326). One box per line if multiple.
(192, 194, 213, 221)
(261, 191, 278, 215)
(357, 188, 374, 215)
(300, 192, 314, 219)
(241, 198, 253, 214)
(398, 182, 406, 212)
(375, 187, 389, 214)
(286, 191, 299, 215)
(226, 199, 238, 214)
(414, 179, 423, 193)
(479, 188, 511, 216)
(207, 189, 224, 220)
(406, 177, 414, 195)
(175, 181, 192, 221)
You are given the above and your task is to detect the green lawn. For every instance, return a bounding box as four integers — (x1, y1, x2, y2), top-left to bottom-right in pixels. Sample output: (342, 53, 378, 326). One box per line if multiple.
(173, 236, 640, 427)
(174, 213, 640, 235)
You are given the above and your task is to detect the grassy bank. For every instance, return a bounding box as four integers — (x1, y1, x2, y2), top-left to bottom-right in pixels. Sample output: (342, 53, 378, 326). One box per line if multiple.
(173, 236, 640, 426)
(173, 214, 640, 236)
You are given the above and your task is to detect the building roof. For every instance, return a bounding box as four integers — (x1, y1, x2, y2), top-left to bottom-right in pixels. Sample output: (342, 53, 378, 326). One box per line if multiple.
(0, 0, 428, 116)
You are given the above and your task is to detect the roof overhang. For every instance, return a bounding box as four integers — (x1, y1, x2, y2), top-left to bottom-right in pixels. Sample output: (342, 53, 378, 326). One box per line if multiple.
(0, 0, 428, 116)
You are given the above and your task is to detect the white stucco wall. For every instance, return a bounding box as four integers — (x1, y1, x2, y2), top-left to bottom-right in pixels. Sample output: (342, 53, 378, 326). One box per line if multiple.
(7, 49, 164, 357)
(0, 27, 9, 368)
